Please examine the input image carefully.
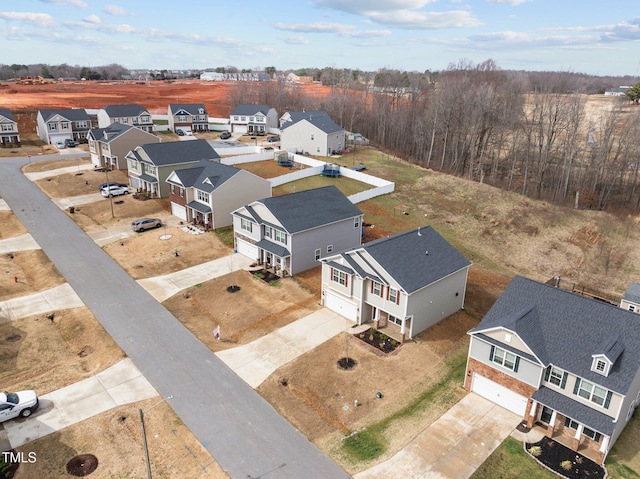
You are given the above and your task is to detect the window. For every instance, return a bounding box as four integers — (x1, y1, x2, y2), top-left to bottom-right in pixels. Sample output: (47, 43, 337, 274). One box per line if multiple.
(234, 116, 239, 121)
(61, 122, 69, 129)
(327, 245, 333, 253)
(354, 217, 360, 228)
(179, 187, 184, 198)
(317, 147, 320, 153)
(490, 346, 519, 371)
(314, 249, 321, 261)
(331, 269, 347, 286)
(595, 360, 606, 373)
(1, 124, 13, 132)
(372, 281, 382, 296)
(310, 134, 314, 140)
(575, 378, 610, 407)
(141, 115, 150, 123)
(388, 288, 399, 304)
(274, 229, 286, 243)
(128, 159, 137, 169)
(170, 184, 175, 194)
(249, 117, 254, 122)
(146, 165, 156, 176)
(198, 108, 204, 114)
(389, 314, 402, 326)
(75, 121, 87, 128)
(48, 123, 58, 131)
(627, 405, 634, 421)
(564, 417, 579, 430)
(583, 427, 602, 442)
(241, 116, 246, 121)
(178, 115, 187, 122)
(540, 406, 553, 424)
(629, 305, 636, 312)
(241, 218, 253, 232)
(197, 190, 209, 202)
(547, 366, 567, 388)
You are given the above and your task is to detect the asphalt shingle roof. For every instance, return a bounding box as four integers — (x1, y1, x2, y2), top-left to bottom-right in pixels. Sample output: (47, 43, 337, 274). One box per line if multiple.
(281, 111, 343, 134)
(102, 104, 149, 118)
(231, 104, 272, 116)
(470, 275, 640, 394)
(252, 185, 362, 234)
(0, 108, 15, 122)
(39, 108, 90, 122)
(359, 226, 471, 294)
(168, 160, 240, 192)
(87, 122, 132, 142)
(169, 104, 207, 115)
(133, 140, 219, 166)
(623, 282, 640, 304)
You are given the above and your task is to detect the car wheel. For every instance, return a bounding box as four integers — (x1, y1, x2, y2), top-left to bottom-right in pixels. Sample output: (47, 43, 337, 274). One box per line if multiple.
(108, 194, 113, 198)
(20, 408, 32, 418)
(156, 223, 162, 228)
(124, 190, 129, 194)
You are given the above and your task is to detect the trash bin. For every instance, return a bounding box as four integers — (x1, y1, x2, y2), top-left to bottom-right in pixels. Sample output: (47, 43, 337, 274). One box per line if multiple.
(69, 206, 75, 214)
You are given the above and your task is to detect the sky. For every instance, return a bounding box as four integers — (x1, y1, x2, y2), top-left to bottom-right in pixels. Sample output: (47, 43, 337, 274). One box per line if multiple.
(2, 0, 640, 76)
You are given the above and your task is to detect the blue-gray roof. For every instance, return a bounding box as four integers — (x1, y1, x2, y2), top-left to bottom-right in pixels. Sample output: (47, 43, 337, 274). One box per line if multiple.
(187, 201, 211, 214)
(0, 108, 15, 122)
(282, 111, 343, 134)
(102, 104, 150, 118)
(251, 186, 362, 234)
(359, 227, 471, 294)
(88, 122, 133, 142)
(132, 139, 220, 166)
(623, 282, 640, 304)
(231, 104, 273, 116)
(169, 104, 207, 115)
(255, 239, 290, 258)
(471, 275, 640, 395)
(39, 108, 90, 122)
(168, 160, 241, 193)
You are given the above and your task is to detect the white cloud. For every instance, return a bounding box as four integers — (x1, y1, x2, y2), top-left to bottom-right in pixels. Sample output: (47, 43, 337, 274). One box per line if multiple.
(314, 0, 436, 14)
(486, 0, 531, 5)
(0, 12, 55, 28)
(368, 10, 481, 29)
(282, 35, 310, 45)
(103, 4, 131, 16)
(273, 22, 391, 38)
(83, 14, 101, 25)
(39, 0, 88, 8)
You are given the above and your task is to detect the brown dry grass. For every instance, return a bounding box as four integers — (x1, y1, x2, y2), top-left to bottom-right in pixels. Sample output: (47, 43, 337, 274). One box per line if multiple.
(13, 398, 228, 479)
(34, 166, 128, 199)
(0, 250, 65, 301)
(0, 211, 28, 238)
(22, 157, 90, 174)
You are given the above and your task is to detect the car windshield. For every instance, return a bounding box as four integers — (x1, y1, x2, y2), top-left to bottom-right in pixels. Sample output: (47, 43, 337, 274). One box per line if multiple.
(4, 392, 18, 404)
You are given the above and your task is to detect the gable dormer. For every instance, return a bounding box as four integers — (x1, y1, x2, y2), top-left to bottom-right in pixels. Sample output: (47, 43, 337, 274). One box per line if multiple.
(591, 335, 624, 377)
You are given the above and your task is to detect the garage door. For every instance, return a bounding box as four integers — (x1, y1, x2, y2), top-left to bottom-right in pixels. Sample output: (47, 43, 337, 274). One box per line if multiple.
(171, 203, 187, 221)
(324, 291, 358, 321)
(236, 238, 258, 260)
(471, 374, 528, 416)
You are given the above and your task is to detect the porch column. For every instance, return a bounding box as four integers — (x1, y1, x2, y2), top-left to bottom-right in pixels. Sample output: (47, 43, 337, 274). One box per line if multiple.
(599, 436, 609, 453)
(527, 400, 538, 428)
(400, 318, 407, 343)
(546, 410, 557, 437)
(572, 424, 583, 451)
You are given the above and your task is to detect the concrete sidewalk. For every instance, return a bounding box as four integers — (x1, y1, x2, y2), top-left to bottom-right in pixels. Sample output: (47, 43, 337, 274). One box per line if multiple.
(216, 309, 348, 388)
(0, 199, 9, 211)
(1, 358, 158, 449)
(137, 253, 254, 302)
(23, 163, 95, 181)
(52, 192, 105, 209)
(354, 393, 520, 479)
(0, 283, 84, 320)
(0, 233, 40, 253)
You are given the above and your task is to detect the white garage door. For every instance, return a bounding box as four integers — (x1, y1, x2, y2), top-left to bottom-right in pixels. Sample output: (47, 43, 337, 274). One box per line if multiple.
(471, 374, 528, 416)
(171, 203, 187, 221)
(236, 238, 258, 259)
(325, 291, 358, 321)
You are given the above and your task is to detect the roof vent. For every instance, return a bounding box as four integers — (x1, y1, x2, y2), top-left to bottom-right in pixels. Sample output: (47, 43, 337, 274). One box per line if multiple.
(417, 227, 422, 237)
(425, 250, 429, 255)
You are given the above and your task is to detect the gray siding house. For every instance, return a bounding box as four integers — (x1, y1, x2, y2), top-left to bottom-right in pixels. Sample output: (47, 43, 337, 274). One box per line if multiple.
(125, 139, 219, 198)
(320, 226, 470, 340)
(87, 123, 159, 170)
(232, 186, 363, 276)
(168, 104, 209, 133)
(36, 108, 91, 145)
(97, 104, 154, 133)
(279, 110, 345, 156)
(166, 160, 271, 229)
(620, 282, 640, 313)
(465, 275, 640, 465)
(229, 104, 278, 134)
(0, 108, 20, 147)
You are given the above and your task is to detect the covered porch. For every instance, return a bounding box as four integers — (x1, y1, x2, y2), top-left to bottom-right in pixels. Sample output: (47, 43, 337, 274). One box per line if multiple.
(130, 173, 159, 198)
(186, 201, 212, 229)
(254, 239, 290, 277)
(360, 303, 410, 343)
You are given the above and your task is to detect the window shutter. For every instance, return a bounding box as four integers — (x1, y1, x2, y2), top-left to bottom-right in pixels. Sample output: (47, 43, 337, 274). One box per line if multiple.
(396, 290, 400, 305)
(386, 287, 390, 300)
(330, 267, 334, 280)
(544, 366, 551, 382)
(489, 345, 495, 362)
(370, 281, 374, 293)
(604, 391, 612, 409)
(573, 378, 581, 395)
(514, 357, 520, 373)
(561, 372, 568, 389)
(345, 275, 349, 287)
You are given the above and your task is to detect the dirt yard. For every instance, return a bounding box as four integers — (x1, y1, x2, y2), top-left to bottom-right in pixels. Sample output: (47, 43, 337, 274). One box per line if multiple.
(0, 211, 28, 239)
(0, 250, 65, 301)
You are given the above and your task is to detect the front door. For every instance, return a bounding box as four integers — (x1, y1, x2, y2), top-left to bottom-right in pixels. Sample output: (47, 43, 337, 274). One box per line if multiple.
(540, 406, 554, 424)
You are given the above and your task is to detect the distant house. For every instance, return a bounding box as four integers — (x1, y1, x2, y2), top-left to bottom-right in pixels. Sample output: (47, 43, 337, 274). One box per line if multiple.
(229, 104, 278, 134)
(87, 123, 159, 170)
(166, 160, 271, 229)
(279, 110, 345, 156)
(604, 86, 630, 96)
(167, 104, 209, 133)
(320, 226, 470, 340)
(232, 185, 363, 276)
(465, 275, 640, 465)
(200, 71, 225, 81)
(620, 282, 640, 313)
(97, 104, 154, 133)
(125, 139, 219, 198)
(36, 108, 91, 145)
(0, 108, 20, 147)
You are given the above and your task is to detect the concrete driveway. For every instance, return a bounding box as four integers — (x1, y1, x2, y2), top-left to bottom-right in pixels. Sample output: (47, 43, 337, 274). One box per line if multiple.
(355, 393, 520, 479)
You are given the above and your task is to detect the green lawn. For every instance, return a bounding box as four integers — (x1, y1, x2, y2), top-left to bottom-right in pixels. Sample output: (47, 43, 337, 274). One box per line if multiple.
(273, 175, 373, 198)
(471, 437, 556, 479)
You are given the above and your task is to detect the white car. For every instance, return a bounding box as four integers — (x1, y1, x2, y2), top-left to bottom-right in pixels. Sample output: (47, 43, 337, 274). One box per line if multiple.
(0, 390, 39, 422)
(54, 140, 65, 149)
(101, 185, 130, 197)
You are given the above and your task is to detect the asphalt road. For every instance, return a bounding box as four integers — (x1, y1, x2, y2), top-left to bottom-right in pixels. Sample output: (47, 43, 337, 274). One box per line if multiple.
(0, 156, 351, 479)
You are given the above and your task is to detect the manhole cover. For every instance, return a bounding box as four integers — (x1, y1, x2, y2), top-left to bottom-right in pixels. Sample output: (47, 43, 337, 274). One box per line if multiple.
(159, 234, 172, 240)
(66, 454, 98, 476)
(226, 285, 241, 293)
(6, 334, 21, 342)
(337, 357, 357, 370)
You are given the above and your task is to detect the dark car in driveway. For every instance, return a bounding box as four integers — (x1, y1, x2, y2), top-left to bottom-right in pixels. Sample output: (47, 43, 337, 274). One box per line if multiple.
(267, 136, 279, 142)
(219, 131, 231, 139)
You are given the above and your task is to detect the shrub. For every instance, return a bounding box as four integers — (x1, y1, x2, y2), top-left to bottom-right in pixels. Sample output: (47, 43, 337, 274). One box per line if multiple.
(528, 445, 542, 457)
(561, 460, 573, 471)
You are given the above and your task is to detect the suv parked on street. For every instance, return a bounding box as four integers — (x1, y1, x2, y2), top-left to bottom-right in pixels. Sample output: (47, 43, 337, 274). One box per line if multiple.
(131, 218, 162, 232)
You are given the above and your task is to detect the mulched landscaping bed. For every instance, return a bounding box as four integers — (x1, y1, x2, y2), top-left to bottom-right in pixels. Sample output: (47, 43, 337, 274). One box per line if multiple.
(355, 328, 401, 355)
(526, 438, 605, 479)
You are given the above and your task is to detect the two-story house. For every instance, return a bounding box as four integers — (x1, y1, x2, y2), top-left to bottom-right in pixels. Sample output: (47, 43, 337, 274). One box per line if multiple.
(232, 186, 363, 276)
(87, 123, 159, 170)
(320, 226, 470, 341)
(97, 104, 154, 133)
(168, 104, 209, 133)
(279, 110, 345, 156)
(0, 108, 20, 147)
(126, 139, 220, 198)
(165, 160, 271, 229)
(36, 108, 91, 145)
(465, 275, 640, 465)
(620, 282, 640, 313)
(229, 104, 278, 134)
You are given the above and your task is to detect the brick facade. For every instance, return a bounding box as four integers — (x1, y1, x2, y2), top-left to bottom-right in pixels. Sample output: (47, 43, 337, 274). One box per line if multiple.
(465, 357, 537, 399)
(168, 186, 186, 207)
